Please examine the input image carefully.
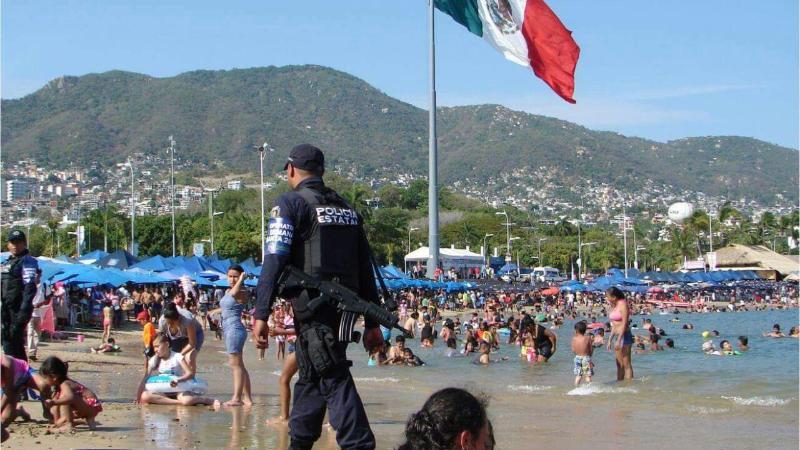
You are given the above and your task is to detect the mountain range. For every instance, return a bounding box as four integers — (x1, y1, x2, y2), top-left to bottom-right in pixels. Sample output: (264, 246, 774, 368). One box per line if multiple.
(2, 65, 797, 204)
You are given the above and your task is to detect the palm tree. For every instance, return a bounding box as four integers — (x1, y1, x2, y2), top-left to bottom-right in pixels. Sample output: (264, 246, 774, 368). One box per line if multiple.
(552, 219, 576, 237)
(46, 219, 60, 257)
(343, 184, 372, 222)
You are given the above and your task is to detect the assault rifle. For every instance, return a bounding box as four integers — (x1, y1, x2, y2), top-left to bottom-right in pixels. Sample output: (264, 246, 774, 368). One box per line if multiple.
(278, 265, 412, 338)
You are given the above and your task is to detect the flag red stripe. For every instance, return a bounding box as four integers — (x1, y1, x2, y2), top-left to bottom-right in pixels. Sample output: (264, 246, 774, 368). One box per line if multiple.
(521, 0, 580, 103)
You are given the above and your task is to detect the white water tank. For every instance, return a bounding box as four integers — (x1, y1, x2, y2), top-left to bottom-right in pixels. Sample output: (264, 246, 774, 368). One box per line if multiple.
(668, 202, 694, 223)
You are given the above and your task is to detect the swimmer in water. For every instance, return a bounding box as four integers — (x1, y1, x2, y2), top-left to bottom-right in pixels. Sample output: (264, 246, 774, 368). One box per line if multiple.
(720, 340, 737, 355)
(763, 324, 785, 338)
(788, 326, 800, 338)
(737, 336, 749, 351)
(702, 340, 721, 356)
(475, 341, 508, 365)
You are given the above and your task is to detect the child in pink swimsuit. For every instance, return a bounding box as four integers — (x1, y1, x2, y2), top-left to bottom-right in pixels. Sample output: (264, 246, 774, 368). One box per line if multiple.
(39, 356, 102, 431)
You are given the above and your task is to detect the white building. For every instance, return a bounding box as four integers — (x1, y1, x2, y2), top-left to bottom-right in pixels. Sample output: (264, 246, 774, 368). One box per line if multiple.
(6, 180, 30, 201)
(227, 180, 243, 191)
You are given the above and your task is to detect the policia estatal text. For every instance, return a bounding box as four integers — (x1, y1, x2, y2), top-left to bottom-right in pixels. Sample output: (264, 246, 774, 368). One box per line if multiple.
(255, 144, 385, 450)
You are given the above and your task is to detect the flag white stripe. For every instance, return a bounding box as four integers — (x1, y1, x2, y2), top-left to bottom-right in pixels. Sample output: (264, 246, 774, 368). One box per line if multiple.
(476, 0, 530, 66)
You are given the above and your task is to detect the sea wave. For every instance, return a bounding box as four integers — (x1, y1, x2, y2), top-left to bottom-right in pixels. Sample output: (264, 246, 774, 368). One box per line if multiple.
(686, 405, 729, 415)
(507, 384, 553, 393)
(722, 396, 793, 407)
(567, 384, 638, 396)
(353, 377, 400, 383)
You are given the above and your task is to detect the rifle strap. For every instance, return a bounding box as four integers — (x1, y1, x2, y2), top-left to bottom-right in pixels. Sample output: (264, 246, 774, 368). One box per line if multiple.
(360, 227, 393, 307)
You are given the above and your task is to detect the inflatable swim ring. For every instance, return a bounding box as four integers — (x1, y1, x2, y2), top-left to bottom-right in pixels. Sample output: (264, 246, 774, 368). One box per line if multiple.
(145, 374, 208, 395)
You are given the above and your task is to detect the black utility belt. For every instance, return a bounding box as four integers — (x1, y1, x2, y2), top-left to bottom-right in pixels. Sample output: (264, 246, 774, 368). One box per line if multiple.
(296, 324, 351, 379)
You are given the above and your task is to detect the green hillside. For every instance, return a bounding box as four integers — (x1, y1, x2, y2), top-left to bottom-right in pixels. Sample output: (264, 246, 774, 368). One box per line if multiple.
(2, 65, 796, 203)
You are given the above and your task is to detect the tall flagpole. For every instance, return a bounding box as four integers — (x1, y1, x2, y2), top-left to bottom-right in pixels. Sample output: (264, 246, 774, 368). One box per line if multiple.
(426, 0, 440, 279)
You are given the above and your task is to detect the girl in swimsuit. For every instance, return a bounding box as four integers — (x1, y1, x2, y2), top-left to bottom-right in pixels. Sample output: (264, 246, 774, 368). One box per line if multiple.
(101, 301, 113, 343)
(606, 287, 634, 381)
(39, 356, 102, 431)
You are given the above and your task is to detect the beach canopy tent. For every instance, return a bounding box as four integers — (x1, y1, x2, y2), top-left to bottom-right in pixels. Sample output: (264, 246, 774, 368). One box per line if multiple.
(131, 255, 173, 272)
(179, 256, 218, 273)
(53, 266, 129, 287)
(380, 265, 407, 279)
(96, 250, 139, 269)
(78, 250, 108, 265)
(209, 258, 233, 273)
(560, 280, 588, 292)
(55, 255, 79, 264)
(404, 246, 485, 272)
(114, 268, 173, 284)
(497, 263, 519, 275)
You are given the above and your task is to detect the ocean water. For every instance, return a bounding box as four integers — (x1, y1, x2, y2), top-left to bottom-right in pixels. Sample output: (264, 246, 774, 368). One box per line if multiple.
(97, 309, 799, 449)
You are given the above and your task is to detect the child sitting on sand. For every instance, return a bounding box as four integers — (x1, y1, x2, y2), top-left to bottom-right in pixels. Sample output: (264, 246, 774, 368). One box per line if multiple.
(135, 333, 219, 407)
(571, 321, 594, 386)
(39, 356, 102, 431)
(90, 337, 121, 354)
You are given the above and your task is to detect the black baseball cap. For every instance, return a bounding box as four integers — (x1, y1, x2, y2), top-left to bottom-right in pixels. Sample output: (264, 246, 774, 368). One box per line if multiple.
(7, 230, 26, 242)
(283, 144, 325, 172)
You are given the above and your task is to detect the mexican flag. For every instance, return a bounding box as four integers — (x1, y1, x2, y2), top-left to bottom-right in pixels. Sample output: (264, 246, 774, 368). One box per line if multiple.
(434, 0, 580, 103)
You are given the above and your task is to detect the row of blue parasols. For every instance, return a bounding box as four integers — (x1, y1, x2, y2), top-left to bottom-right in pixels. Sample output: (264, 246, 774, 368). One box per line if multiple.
(560, 268, 762, 293)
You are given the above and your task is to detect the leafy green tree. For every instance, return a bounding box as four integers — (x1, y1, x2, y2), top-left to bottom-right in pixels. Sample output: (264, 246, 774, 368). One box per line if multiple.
(377, 185, 403, 209)
(402, 180, 427, 210)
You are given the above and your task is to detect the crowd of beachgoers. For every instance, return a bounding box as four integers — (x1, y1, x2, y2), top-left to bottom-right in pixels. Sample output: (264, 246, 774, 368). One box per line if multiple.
(3, 267, 798, 447)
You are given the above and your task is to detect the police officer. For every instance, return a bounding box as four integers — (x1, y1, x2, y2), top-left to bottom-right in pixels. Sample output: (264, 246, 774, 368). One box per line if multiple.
(255, 144, 382, 450)
(1, 230, 39, 361)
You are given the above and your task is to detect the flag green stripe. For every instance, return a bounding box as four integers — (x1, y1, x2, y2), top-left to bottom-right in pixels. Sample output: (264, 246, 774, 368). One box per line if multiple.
(434, 0, 483, 37)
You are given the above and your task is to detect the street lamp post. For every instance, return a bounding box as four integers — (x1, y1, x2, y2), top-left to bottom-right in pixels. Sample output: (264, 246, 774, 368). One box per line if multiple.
(495, 211, 511, 261)
(621, 203, 629, 278)
(576, 219, 582, 279)
(635, 245, 646, 272)
(201, 183, 222, 255)
(211, 211, 224, 254)
(580, 242, 596, 279)
(482, 233, 494, 266)
(128, 158, 135, 255)
(537, 237, 547, 266)
(76, 201, 82, 256)
(509, 236, 521, 267)
(255, 142, 273, 262)
(407, 226, 419, 254)
(168, 136, 177, 257)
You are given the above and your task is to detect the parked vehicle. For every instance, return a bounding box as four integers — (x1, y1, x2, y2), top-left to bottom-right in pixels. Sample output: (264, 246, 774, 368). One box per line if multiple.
(532, 267, 565, 283)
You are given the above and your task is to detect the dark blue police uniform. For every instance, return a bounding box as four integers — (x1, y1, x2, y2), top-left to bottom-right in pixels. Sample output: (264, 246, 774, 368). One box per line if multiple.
(256, 145, 378, 450)
(1, 231, 39, 361)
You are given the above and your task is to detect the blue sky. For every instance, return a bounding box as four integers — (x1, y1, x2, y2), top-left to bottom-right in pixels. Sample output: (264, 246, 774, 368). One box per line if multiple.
(2, 0, 798, 148)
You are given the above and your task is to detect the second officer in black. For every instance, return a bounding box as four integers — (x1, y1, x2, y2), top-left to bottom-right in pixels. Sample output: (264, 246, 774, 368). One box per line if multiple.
(255, 144, 381, 450)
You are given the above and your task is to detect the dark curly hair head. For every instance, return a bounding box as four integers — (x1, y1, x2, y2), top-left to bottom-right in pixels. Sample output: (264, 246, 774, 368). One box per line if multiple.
(397, 388, 488, 450)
